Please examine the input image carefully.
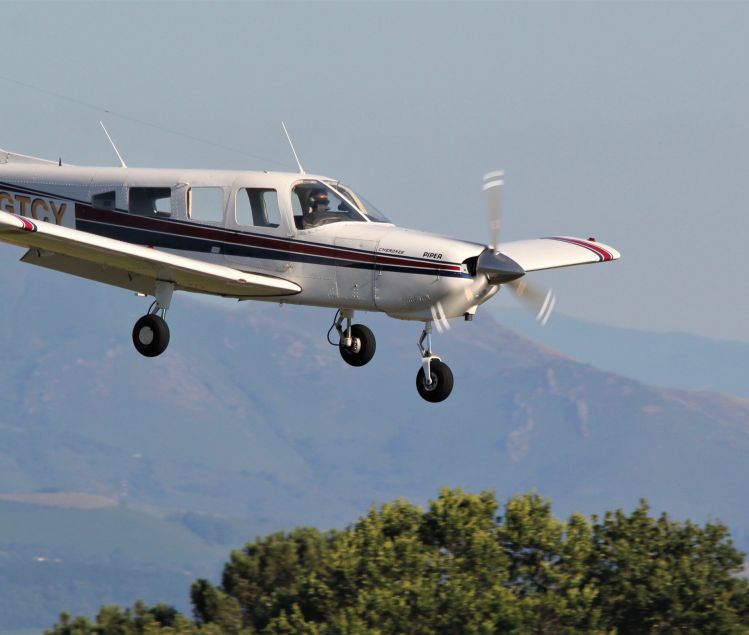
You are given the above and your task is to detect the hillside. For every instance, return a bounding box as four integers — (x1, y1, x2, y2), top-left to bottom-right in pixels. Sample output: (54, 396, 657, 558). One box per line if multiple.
(494, 307, 749, 397)
(2, 248, 749, 628)
(0, 499, 241, 629)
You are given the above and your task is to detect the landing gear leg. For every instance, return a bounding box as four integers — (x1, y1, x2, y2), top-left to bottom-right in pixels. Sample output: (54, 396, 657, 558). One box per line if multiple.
(416, 321, 453, 402)
(132, 281, 173, 358)
(335, 310, 376, 367)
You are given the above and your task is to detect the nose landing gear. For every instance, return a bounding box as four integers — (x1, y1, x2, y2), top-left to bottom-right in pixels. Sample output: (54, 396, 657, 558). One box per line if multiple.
(132, 281, 173, 358)
(416, 322, 453, 402)
(332, 310, 376, 367)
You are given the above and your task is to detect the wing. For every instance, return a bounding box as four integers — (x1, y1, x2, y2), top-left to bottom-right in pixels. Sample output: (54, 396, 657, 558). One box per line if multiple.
(498, 236, 620, 273)
(0, 148, 62, 166)
(0, 210, 301, 298)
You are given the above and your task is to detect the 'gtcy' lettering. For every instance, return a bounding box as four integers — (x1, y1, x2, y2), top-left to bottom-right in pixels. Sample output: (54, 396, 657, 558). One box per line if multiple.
(0, 190, 68, 225)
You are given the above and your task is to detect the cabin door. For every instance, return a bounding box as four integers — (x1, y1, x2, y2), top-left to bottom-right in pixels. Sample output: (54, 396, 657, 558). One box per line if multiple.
(334, 238, 377, 308)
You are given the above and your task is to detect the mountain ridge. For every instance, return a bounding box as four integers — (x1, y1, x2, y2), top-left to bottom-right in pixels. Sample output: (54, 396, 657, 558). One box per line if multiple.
(492, 306, 749, 398)
(1, 251, 749, 628)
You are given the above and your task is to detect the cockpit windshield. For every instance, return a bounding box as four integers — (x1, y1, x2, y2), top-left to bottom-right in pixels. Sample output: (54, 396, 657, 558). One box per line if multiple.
(327, 181, 391, 223)
(292, 180, 391, 229)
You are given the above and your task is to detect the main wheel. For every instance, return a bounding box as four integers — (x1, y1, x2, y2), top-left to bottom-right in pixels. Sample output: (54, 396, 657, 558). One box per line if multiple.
(132, 314, 170, 357)
(416, 359, 454, 403)
(339, 324, 376, 367)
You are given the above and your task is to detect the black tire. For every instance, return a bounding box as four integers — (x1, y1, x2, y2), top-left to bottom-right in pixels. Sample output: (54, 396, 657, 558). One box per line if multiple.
(416, 359, 454, 403)
(132, 314, 170, 357)
(339, 324, 376, 367)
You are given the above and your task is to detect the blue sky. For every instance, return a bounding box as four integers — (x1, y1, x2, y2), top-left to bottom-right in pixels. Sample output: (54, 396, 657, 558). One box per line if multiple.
(2, 1, 748, 341)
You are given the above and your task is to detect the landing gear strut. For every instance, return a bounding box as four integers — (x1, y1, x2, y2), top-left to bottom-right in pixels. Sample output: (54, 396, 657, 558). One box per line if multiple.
(332, 310, 376, 367)
(132, 281, 173, 358)
(416, 321, 453, 403)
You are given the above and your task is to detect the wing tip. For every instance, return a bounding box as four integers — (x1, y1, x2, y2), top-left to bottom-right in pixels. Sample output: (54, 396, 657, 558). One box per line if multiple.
(0, 210, 27, 231)
(547, 236, 620, 262)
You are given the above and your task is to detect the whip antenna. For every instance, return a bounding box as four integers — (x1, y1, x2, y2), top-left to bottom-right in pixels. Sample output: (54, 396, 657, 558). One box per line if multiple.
(281, 121, 305, 174)
(99, 121, 127, 168)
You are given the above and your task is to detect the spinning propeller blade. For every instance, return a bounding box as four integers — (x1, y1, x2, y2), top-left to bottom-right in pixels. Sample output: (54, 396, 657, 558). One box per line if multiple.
(483, 171, 503, 252)
(430, 301, 451, 333)
(509, 279, 556, 326)
(479, 170, 555, 326)
(477, 170, 525, 284)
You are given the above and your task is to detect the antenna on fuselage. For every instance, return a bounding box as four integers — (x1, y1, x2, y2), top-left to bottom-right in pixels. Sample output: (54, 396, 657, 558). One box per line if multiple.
(99, 121, 127, 168)
(281, 121, 305, 174)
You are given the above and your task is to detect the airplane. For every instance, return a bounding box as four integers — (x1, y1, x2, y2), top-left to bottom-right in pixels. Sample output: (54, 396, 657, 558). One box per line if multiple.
(0, 136, 619, 402)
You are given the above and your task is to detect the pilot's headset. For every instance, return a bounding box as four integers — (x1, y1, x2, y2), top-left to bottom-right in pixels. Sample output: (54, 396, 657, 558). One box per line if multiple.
(308, 190, 329, 212)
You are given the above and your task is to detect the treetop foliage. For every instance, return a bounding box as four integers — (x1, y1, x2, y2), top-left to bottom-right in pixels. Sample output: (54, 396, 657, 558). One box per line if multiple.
(47, 489, 749, 634)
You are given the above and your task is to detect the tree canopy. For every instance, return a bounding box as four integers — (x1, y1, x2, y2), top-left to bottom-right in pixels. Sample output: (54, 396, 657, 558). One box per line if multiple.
(47, 489, 749, 634)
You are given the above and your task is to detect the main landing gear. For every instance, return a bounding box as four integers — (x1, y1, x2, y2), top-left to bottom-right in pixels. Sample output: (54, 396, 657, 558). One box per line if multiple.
(331, 310, 376, 367)
(416, 321, 454, 403)
(132, 281, 173, 358)
(330, 312, 454, 402)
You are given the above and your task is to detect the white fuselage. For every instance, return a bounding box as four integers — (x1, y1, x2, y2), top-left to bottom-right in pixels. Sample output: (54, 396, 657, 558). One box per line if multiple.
(0, 163, 496, 321)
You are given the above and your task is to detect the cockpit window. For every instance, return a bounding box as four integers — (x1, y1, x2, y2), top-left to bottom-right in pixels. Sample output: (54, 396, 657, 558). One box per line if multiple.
(292, 180, 390, 229)
(292, 182, 364, 229)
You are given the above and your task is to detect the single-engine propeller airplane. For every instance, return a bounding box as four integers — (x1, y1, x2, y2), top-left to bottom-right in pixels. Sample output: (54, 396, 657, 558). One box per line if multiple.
(0, 133, 619, 402)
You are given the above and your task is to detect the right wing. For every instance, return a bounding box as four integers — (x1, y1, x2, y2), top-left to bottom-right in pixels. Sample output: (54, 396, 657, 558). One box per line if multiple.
(499, 236, 620, 272)
(0, 148, 62, 166)
(0, 210, 301, 299)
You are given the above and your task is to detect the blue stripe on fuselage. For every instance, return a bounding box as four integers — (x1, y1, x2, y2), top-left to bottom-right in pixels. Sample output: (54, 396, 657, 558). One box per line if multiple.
(75, 217, 472, 279)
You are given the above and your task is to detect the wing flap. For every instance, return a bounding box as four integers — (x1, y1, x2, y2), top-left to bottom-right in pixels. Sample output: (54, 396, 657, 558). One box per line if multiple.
(0, 210, 300, 298)
(21, 250, 168, 296)
(499, 236, 620, 273)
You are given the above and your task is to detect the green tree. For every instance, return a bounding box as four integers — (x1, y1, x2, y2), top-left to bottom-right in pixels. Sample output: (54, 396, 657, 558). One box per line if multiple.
(46, 603, 206, 635)
(190, 580, 243, 634)
(498, 493, 600, 632)
(48, 489, 749, 634)
(194, 526, 334, 632)
(590, 500, 749, 633)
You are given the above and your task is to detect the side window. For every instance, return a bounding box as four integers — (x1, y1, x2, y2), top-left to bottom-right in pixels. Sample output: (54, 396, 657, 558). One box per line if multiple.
(291, 190, 303, 217)
(291, 188, 305, 229)
(235, 188, 281, 228)
(130, 187, 171, 216)
(188, 187, 224, 223)
(91, 191, 116, 211)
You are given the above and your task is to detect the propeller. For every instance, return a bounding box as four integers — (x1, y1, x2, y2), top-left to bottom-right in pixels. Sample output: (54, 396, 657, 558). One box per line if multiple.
(478, 171, 556, 325)
(483, 170, 504, 252)
(509, 279, 556, 326)
(430, 301, 451, 333)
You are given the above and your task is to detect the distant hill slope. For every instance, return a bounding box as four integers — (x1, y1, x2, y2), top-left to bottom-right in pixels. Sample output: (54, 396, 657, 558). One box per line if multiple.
(0, 499, 230, 630)
(0, 495, 271, 630)
(0, 491, 117, 509)
(493, 307, 749, 397)
(2, 248, 749, 628)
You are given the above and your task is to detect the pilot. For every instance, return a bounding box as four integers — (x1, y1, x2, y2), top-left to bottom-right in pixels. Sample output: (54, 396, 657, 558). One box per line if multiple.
(303, 189, 334, 228)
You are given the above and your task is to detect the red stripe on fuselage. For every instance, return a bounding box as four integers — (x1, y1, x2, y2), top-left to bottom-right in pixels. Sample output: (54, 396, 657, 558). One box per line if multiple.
(74, 205, 463, 272)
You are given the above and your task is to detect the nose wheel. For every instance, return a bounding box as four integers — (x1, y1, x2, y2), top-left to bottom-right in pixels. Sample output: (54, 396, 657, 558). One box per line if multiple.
(416, 322, 453, 402)
(416, 359, 453, 402)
